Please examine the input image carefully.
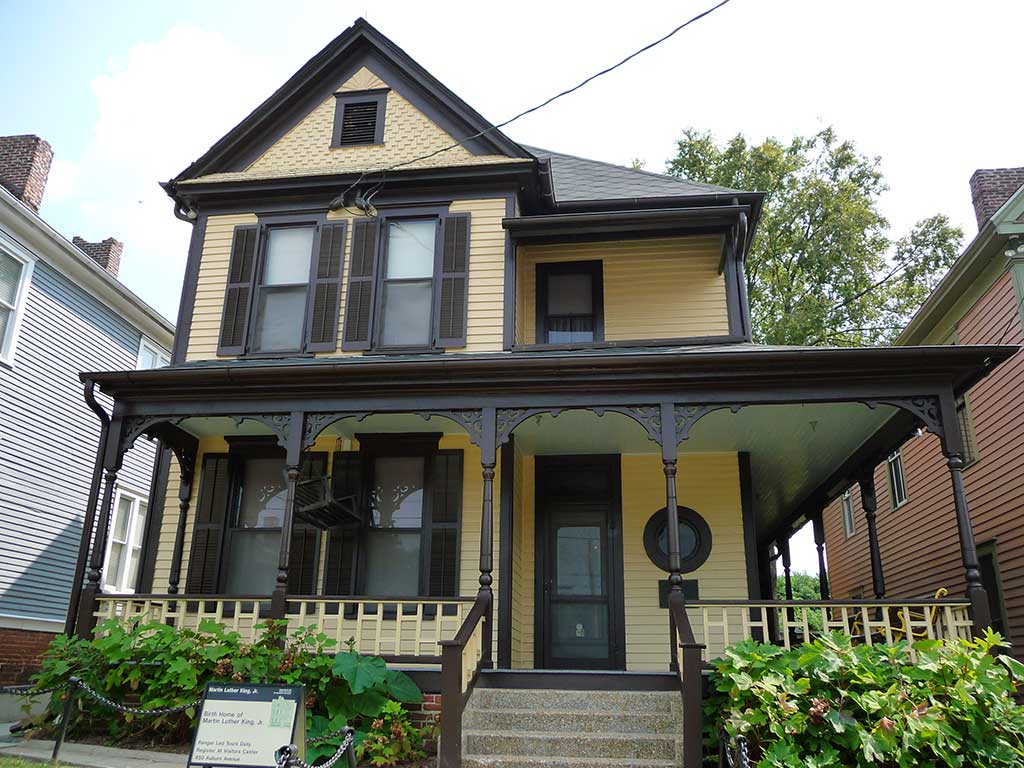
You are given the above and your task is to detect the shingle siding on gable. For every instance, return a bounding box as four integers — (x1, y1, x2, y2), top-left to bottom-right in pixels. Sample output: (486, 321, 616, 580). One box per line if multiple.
(185, 68, 525, 184)
(0, 261, 155, 624)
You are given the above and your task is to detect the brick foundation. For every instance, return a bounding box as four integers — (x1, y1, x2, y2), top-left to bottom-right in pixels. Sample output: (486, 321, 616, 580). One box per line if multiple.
(0, 627, 56, 685)
(405, 692, 441, 750)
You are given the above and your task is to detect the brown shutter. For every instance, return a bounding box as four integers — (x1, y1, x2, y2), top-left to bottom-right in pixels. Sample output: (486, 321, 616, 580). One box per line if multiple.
(185, 454, 231, 594)
(217, 225, 259, 355)
(306, 222, 347, 352)
(341, 218, 380, 351)
(436, 213, 470, 348)
(325, 451, 363, 595)
(288, 453, 327, 595)
(428, 451, 462, 596)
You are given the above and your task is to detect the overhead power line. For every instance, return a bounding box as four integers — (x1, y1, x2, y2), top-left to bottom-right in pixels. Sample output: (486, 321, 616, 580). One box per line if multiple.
(331, 0, 733, 210)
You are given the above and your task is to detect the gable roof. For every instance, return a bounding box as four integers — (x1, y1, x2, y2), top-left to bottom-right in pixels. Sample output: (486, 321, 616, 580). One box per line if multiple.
(525, 146, 741, 206)
(169, 18, 530, 185)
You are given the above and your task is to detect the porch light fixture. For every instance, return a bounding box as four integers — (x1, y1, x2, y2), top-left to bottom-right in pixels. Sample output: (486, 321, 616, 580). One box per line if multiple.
(1005, 236, 1023, 258)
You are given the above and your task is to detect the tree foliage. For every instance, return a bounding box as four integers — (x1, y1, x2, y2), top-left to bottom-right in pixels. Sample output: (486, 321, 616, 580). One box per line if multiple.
(667, 128, 963, 346)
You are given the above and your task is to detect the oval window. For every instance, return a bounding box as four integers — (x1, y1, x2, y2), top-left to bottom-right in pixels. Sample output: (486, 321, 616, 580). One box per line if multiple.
(642, 506, 712, 573)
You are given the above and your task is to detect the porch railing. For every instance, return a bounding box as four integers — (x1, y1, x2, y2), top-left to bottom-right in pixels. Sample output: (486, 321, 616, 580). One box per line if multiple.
(93, 594, 476, 661)
(685, 598, 974, 662)
(439, 591, 491, 768)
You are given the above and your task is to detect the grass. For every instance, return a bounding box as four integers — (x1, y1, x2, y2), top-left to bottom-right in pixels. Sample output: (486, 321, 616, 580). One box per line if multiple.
(0, 759, 71, 767)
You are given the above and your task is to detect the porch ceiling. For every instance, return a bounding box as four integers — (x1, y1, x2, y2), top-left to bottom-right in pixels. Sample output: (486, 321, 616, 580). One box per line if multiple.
(511, 402, 897, 542)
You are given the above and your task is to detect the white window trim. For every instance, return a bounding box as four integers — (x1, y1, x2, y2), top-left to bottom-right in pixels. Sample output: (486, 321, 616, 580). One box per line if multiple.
(887, 450, 908, 509)
(0, 230, 37, 367)
(136, 335, 170, 369)
(841, 489, 856, 538)
(101, 486, 148, 594)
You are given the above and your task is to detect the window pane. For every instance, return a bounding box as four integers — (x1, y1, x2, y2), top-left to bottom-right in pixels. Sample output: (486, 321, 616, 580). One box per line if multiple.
(138, 347, 157, 369)
(365, 532, 421, 595)
(264, 227, 314, 284)
(556, 525, 603, 596)
(380, 281, 432, 347)
(225, 531, 280, 594)
(551, 603, 608, 659)
(132, 503, 147, 547)
(107, 542, 125, 588)
(371, 457, 424, 527)
(386, 220, 435, 278)
(0, 253, 23, 306)
(548, 316, 594, 344)
(657, 520, 699, 562)
(238, 458, 287, 528)
(547, 273, 592, 315)
(0, 307, 9, 347)
(112, 496, 133, 541)
(252, 286, 306, 351)
(126, 547, 141, 590)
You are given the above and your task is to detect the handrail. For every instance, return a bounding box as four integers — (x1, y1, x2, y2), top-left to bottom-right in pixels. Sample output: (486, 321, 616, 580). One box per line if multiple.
(96, 593, 478, 603)
(684, 598, 970, 607)
(439, 591, 492, 768)
(669, 591, 705, 768)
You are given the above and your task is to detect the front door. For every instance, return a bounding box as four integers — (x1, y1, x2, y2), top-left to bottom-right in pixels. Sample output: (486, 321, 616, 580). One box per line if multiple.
(535, 455, 625, 670)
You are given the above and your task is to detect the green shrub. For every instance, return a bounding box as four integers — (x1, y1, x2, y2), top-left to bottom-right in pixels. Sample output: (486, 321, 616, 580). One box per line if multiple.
(707, 630, 1024, 767)
(28, 618, 428, 764)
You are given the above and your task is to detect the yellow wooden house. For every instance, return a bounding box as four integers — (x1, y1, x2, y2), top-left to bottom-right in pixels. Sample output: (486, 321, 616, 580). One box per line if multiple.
(67, 19, 1014, 768)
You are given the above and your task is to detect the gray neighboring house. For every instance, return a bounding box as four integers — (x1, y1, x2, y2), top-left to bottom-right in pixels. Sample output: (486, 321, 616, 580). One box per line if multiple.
(0, 135, 173, 688)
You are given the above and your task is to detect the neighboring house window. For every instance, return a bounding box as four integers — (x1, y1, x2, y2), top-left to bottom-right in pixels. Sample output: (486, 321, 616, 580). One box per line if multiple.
(0, 240, 35, 364)
(956, 395, 978, 466)
(535, 261, 604, 344)
(841, 489, 856, 537)
(887, 450, 908, 508)
(137, 338, 169, 369)
(341, 213, 470, 353)
(978, 541, 1010, 641)
(332, 90, 387, 147)
(102, 488, 148, 593)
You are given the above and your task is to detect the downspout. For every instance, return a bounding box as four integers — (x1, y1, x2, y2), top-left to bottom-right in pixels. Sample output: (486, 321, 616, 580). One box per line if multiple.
(734, 210, 752, 340)
(64, 380, 110, 635)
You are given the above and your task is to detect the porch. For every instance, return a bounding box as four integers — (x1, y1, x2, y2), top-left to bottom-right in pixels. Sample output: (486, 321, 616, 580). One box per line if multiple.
(68, 344, 1013, 767)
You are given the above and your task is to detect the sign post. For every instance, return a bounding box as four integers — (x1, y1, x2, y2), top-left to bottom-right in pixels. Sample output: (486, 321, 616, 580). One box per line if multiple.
(188, 683, 306, 768)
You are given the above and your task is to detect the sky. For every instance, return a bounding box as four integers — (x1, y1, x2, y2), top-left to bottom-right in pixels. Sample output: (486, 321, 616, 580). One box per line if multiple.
(2, 0, 1021, 575)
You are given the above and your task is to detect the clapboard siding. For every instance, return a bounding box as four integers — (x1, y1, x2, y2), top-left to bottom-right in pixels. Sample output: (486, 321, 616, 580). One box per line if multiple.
(824, 270, 1024, 655)
(516, 235, 729, 344)
(0, 262, 157, 624)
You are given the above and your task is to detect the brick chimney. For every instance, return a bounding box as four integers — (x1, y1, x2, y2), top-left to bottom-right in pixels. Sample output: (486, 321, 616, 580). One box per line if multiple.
(969, 167, 1024, 231)
(73, 236, 123, 278)
(0, 135, 54, 212)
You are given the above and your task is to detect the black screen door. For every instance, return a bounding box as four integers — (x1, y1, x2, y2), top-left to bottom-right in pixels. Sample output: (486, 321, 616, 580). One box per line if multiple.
(536, 456, 625, 670)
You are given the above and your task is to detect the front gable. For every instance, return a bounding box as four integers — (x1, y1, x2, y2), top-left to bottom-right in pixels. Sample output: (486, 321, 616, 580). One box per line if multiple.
(174, 20, 532, 186)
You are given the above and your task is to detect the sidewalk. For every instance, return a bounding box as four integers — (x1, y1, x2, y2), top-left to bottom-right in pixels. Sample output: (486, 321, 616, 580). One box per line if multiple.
(0, 732, 185, 767)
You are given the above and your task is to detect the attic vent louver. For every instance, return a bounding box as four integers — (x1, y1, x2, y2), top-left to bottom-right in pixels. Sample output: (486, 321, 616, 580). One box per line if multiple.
(333, 90, 387, 147)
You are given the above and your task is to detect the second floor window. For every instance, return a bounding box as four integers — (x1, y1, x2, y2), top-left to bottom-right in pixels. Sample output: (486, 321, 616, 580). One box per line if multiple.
(0, 241, 34, 365)
(378, 220, 436, 348)
(887, 450, 907, 509)
(536, 261, 604, 345)
(252, 226, 316, 353)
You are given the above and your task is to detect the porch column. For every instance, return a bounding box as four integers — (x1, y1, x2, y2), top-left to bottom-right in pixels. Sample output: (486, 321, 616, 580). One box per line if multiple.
(65, 381, 109, 636)
(939, 391, 991, 631)
(660, 403, 683, 591)
(779, 538, 793, 600)
(271, 411, 304, 622)
(476, 408, 498, 667)
(75, 413, 126, 638)
(858, 471, 886, 599)
(167, 458, 196, 595)
(812, 510, 830, 599)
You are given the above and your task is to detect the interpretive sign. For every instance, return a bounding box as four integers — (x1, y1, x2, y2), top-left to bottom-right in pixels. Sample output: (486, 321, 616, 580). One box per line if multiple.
(188, 683, 306, 768)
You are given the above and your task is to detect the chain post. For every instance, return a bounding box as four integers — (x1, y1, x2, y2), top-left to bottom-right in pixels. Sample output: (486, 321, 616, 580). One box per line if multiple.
(51, 677, 80, 765)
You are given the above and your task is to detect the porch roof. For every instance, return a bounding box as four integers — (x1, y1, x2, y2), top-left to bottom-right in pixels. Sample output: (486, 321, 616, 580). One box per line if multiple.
(82, 342, 1014, 400)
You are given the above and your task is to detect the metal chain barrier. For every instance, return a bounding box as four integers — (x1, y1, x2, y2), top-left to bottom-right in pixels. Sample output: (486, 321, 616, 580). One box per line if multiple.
(276, 728, 356, 768)
(0, 681, 68, 696)
(720, 729, 752, 768)
(74, 677, 201, 716)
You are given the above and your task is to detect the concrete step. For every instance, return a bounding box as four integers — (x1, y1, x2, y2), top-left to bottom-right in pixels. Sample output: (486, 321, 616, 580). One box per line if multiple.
(467, 687, 678, 714)
(464, 730, 678, 761)
(463, 707, 678, 734)
(462, 756, 677, 768)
